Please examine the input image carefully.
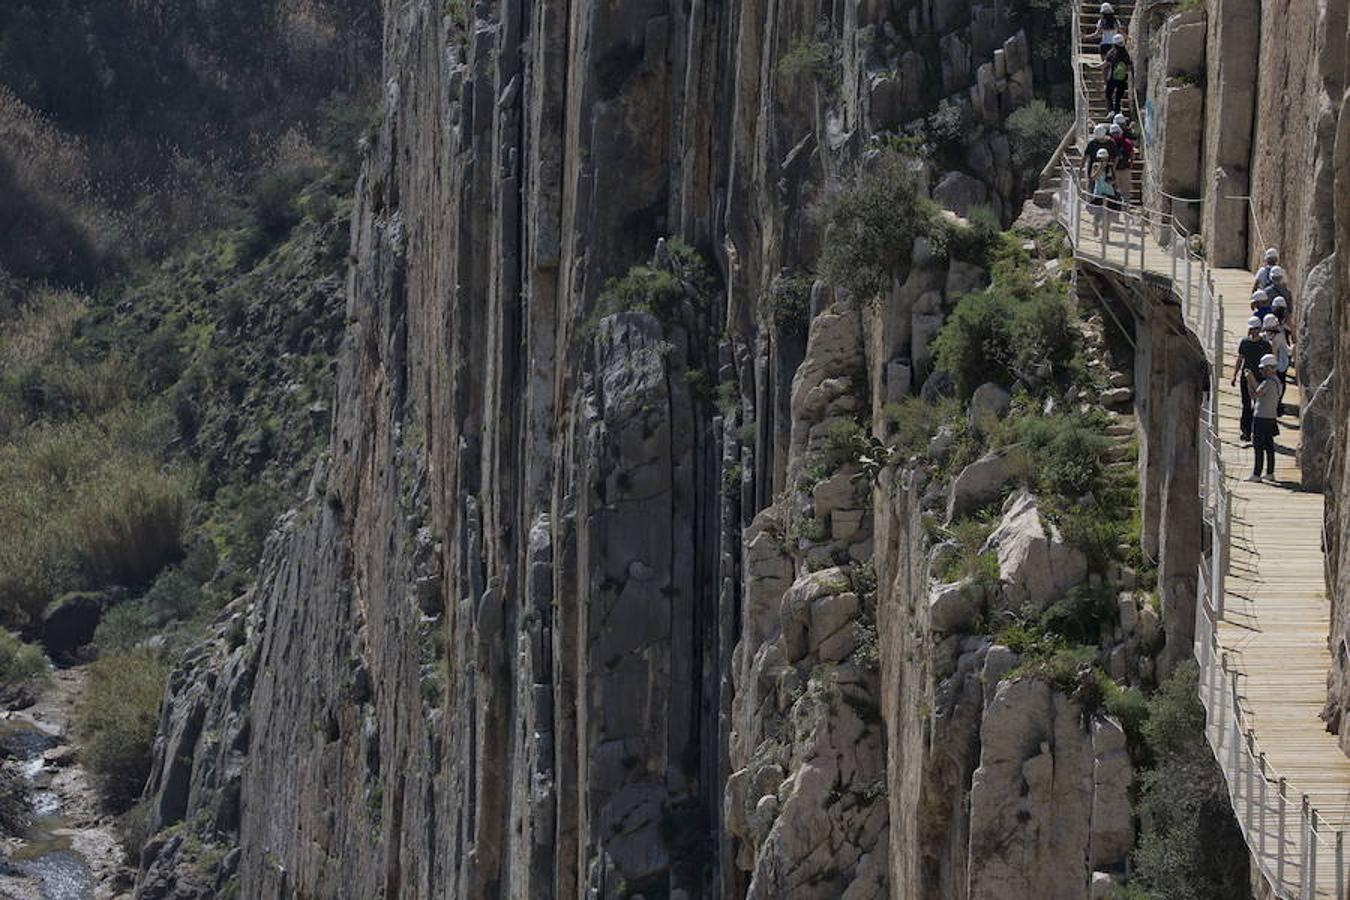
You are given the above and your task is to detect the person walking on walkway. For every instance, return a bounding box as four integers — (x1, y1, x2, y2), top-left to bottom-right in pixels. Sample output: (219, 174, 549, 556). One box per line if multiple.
(1254, 248, 1279, 290)
(1090, 3, 1124, 58)
(1232, 315, 1272, 444)
(1250, 289, 1273, 321)
(1084, 123, 1115, 179)
(1245, 353, 1281, 483)
(1104, 34, 1132, 113)
(1089, 148, 1119, 237)
(1110, 123, 1134, 201)
(1266, 265, 1292, 309)
(1263, 311, 1294, 415)
(1113, 112, 1137, 141)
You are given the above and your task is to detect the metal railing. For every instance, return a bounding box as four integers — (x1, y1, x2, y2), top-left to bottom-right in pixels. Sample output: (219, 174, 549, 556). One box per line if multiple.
(1056, 17, 1347, 890)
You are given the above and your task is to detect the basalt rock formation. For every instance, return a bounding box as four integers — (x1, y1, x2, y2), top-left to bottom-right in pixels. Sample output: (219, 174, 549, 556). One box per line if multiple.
(128, 0, 1211, 897)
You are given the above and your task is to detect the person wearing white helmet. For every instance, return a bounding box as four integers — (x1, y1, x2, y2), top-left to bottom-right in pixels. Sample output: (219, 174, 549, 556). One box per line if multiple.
(1231, 314, 1272, 443)
(1265, 265, 1292, 309)
(1263, 311, 1294, 414)
(1088, 147, 1119, 236)
(1244, 353, 1281, 482)
(1253, 248, 1279, 290)
(1104, 33, 1132, 113)
(1110, 123, 1135, 201)
(1249, 288, 1273, 319)
(1112, 112, 1137, 141)
(1090, 3, 1124, 58)
(1084, 123, 1115, 180)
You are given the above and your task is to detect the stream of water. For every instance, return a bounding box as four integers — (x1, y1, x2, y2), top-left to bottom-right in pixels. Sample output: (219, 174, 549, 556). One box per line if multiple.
(0, 721, 94, 900)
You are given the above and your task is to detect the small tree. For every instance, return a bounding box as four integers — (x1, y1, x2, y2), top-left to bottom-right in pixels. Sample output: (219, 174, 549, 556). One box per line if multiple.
(815, 150, 926, 302)
(1006, 100, 1073, 187)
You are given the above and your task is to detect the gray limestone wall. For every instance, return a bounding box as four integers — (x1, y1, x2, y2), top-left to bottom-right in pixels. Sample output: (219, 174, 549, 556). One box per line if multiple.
(129, 0, 1085, 898)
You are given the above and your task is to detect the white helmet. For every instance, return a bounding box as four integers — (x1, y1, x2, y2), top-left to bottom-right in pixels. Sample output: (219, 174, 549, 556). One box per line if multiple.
(1264, 247, 1279, 263)
(1259, 354, 1278, 369)
(1109, 124, 1123, 136)
(1251, 290, 1268, 304)
(1113, 33, 1126, 45)
(1096, 148, 1110, 159)
(1113, 113, 1128, 126)
(1272, 296, 1288, 309)
(1270, 265, 1286, 281)
(1094, 123, 1109, 139)
(1247, 316, 1263, 329)
(1262, 314, 1279, 330)
(1101, 2, 1114, 12)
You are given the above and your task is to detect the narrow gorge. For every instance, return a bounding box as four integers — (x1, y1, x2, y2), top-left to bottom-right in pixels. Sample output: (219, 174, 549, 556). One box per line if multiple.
(1, 0, 1349, 899)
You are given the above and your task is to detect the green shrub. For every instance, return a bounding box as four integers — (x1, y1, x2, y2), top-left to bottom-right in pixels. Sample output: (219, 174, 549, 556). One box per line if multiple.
(68, 466, 188, 588)
(77, 650, 170, 812)
(1129, 663, 1252, 900)
(763, 274, 814, 335)
(925, 99, 969, 156)
(815, 149, 927, 302)
(0, 629, 48, 701)
(777, 37, 833, 80)
(939, 515, 1000, 585)
(1006, 100, 1073, 186)
(928, 204, 1002, 267)
(207, 481, 286, 572)
(932, 274, 1077, 397)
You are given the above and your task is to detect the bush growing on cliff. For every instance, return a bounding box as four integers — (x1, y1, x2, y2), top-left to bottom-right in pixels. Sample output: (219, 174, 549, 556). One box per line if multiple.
(815, 149, 927, 301)
(932, 270, 1076, 397)
(1006, 100, 1073, 186)
(77, 650, 170, 812)
(0, 628, 48, 703)
(1125, 663, 1253, 900)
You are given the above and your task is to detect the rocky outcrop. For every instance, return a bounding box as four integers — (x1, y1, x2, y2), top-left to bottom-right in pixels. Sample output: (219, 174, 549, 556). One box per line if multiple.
(131, 0, 1085, 896)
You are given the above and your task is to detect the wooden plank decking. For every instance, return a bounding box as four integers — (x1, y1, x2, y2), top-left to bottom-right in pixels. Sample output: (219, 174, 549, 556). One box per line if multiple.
(1065, 212, 1347, 897)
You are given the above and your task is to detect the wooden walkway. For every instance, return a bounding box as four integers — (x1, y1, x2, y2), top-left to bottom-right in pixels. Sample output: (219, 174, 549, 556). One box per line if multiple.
(1061, 200, 1347, 897)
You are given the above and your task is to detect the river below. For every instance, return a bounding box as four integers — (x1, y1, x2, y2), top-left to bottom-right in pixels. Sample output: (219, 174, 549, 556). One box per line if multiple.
(0, 667, 132, 900)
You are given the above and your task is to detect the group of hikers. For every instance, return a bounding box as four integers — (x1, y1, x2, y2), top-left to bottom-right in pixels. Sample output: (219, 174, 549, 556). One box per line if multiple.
(1080, 4, 1297, 485)
(1231, 250, 1297, 483)
(1083, 4, 1136, 232)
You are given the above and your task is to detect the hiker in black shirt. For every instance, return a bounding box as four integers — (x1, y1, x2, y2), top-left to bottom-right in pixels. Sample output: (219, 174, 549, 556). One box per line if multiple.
(1230, 316, 1272, 444)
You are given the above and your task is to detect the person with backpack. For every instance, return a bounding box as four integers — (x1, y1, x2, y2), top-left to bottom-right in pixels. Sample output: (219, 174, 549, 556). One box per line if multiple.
(1249, 289, 1273, 321)
(1262, 313, 1293, 415)
(1104, 34, 1132, 113)
(1231, 315, 1272, 444)
(1244, 354, 1281, 483)
(1089, 148, 1119, 237)
(1090, 3, 1124, 58)
(1083, 123, 1116, 180)
(1110, 123, 1134, 202)
(1253, 248, 1279, 290)
(1113, 112, 1137, 142)
(1266, 265, 1293, 310)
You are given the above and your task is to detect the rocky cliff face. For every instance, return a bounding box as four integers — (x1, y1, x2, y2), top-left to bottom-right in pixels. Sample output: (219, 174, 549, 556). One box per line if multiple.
(127, 0, 1171, 897)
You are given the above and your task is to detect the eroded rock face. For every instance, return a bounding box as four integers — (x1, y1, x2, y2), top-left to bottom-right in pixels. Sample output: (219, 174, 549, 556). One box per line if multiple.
(968, 679, 1132, 899)
(132, 0, 1080, 894)
(983, 490, 1087, 613)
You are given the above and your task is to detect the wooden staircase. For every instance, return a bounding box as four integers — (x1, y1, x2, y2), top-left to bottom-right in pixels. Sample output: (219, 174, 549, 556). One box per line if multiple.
(1072, 0, 1143, 204)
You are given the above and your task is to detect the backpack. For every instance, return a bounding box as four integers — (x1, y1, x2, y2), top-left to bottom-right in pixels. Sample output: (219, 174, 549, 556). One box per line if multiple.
(1112, 59, 1129, 82)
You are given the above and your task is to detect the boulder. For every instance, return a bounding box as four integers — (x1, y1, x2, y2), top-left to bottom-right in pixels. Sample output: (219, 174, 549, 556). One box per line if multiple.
(1098, 386, 1134, 407)
(982, 491, 1087, 611)
(933, 171, 990, 219)
(43, 591, 114, 655)
(927, 425, 956, 462)
(946, 449, 1012, 522)
(929, 578, 985, 633)
(968, 382, 1011, 431)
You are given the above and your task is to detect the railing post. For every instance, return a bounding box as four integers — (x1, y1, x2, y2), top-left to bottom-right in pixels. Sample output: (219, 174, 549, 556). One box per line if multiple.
(1301, 795, 1311, 898)
(1218, 654, 1230, 751)
(1278, 778, 1288, 891)
(1245, 730, 1256, 833)
(1259, 753, 1268, 863)
(1229, 671, 1241, 782)
(1073, 180, 1082, 249)
(1310, 807, 1319, 898)
(1337, 829, 1344, 900)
